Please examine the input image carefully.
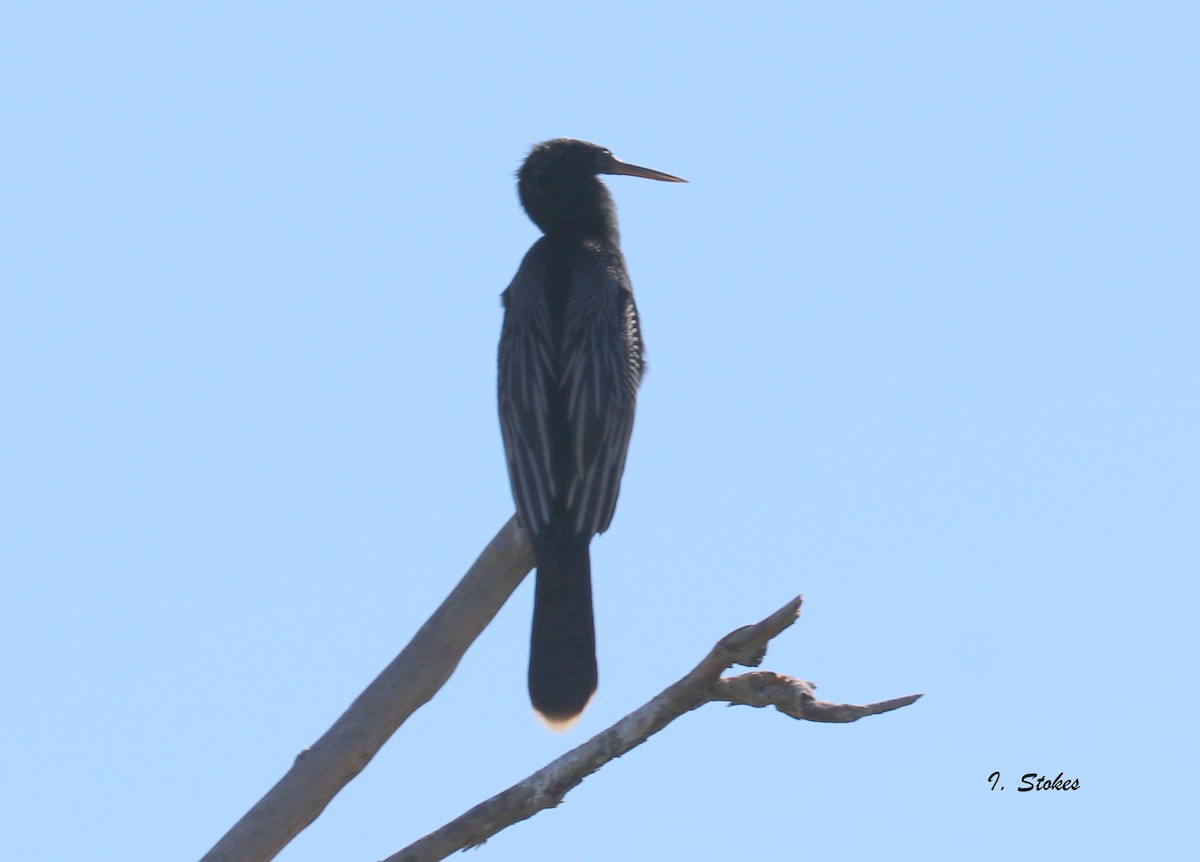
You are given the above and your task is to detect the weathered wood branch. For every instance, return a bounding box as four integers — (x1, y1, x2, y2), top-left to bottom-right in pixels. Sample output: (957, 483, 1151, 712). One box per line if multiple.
(199, 517, 535, 862)
(385, 595, 922, 862)
(711, 671, 923, 721)
(199, 522, 921, 862)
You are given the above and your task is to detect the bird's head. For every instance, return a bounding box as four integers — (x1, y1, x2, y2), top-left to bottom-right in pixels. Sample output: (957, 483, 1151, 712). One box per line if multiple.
(517, 138, 685, 237)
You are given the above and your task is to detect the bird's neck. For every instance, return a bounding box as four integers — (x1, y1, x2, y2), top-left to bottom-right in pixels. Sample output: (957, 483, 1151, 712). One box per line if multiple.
(523, 178, 621, 245)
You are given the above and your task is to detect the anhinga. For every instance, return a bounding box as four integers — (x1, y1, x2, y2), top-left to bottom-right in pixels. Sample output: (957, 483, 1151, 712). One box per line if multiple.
(498, 139, 685, 729)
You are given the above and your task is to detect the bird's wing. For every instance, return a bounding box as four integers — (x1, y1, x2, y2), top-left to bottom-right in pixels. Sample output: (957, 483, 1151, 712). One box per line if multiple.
(560, 244, 643, 538)
(498, 246, 558, 536)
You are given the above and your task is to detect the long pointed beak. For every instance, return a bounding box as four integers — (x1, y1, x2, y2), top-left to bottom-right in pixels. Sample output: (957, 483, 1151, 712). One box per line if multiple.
(601, 155, 687, 183)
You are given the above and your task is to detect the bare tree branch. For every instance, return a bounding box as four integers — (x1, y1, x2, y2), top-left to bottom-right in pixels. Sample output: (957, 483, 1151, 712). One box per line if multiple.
(710, 671, 923, 721)
(200, 517, 535, 862)
(200, 525, 920, 862)
(386, 595, 922, 862)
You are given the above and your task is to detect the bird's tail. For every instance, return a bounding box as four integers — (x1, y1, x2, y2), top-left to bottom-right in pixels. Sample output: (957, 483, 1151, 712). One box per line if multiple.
(528, 537, 597, 730)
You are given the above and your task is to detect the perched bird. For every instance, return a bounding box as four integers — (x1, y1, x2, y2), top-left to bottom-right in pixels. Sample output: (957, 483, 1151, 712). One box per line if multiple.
(498, 139, 685, 729)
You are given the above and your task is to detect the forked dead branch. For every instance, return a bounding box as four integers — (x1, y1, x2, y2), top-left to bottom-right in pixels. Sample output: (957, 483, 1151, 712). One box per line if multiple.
(387, 594, 921, 862)
(199, 518, 921, 862)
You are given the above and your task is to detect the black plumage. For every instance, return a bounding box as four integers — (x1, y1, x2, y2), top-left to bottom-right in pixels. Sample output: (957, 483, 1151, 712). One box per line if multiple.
(498, 139, 685, 728)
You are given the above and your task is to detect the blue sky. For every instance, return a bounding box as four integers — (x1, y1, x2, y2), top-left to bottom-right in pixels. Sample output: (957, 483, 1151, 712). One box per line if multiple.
(3, 3, 1196, 860)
